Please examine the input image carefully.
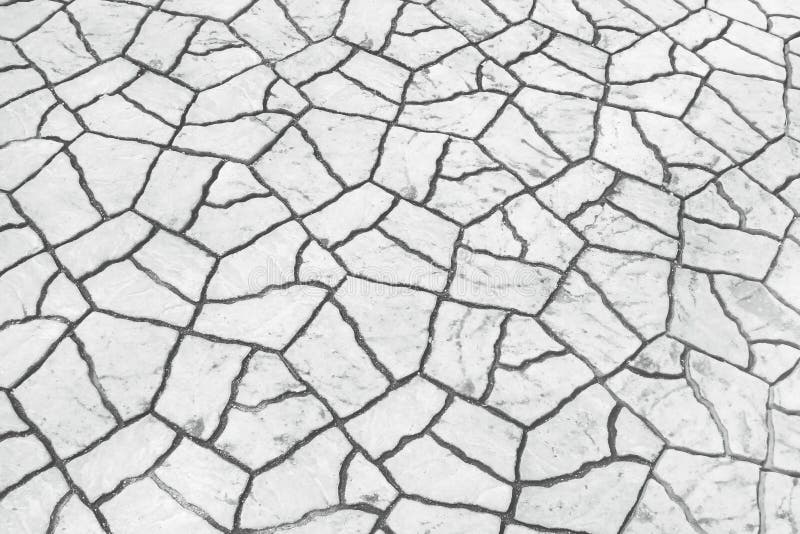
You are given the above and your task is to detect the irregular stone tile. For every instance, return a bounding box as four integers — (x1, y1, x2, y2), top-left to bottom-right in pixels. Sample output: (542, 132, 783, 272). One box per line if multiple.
(687, 351, 768, 461)
(766, 240, 800, 311)
(0, 318, 66, 388)
(343, 452, 397, 509)
(752, 343, 800, 383)
(40, 274, 88, 322)
(535, 160, 616, 218)
(629, 335, 685, 376)
(708, 70, 785, 140)
(126, 11, 200, 72)
(0, 0, 61, 40)
(187, 67, 275, 124)
(155, 335, 249, 439)
(574, 202, 677, 258)
(624, 479, 700, 534)
(173, 114, 292, 161)
(385, 434, 512, 511)
(714, 274, 800, 347)
(487, 353, 595, 425)
(186, 196, 292, 255)
(298, 242, 345, 287)
(206, 221, 306, 299)
(216, 394, 331, 469)
(512, 52, 603, 98)
(540, 270, 642, 374)
(433, 397, 521, 480)
(15, 338, 116, 458)
(683, 220, 779, 279)
(545, 33, 607, 82)
(0, 391, 27, 434)
(614, 406, 664, 461)
(341, 50, 410, 103)
(346, 376, 447, 458)
(13, 153, 101, 245)
(235, 350, 304, 406)
(0, 253, 57, 325)
(450, 248, 560, 314)
(716, 168, 794, 237)
(685, 87, 766, 162)
(79, 95, 175, 144)
(0, 139, 62, 191)
(463, 211, 523, 258)
(637, 111, 732, 173)
(595, 105, 663, 184)
(205, 162, 269, 205)
(172, 46, 262, 90)
(51, 492, 106, 534)
(75, 312, 177, 420)
(69, 134, 159, 216)
(516, 462, 649, 534)
(304, 183, 394, 246)
(385, 28, 468, 69)
(762, 471, 800, 534)
(0, 226, 42, 272)
(194, 285, 327, 348)
(101, 477, 223, 534)
(655, 450, 760, 534)
(499, 315, 563, 366)
(161, 0, 253, 20)
(55, 58, 139, 109)
(66, 415, 175, 501)
(480, 21, 550, 64)
(299, 110, 386, 186)
(118, 64, 190, 119)
(407, 47, 482, 103)
(133, 230, 215, 302)
(303, 72, 398, 121)
(155, 439, 248, 528)
(18, 12, 95, 83)
(135, 151, 219, 231)
(55, 212, 152, 278)
(669, 268, 749, 366)
(480, 105, 567, 185)
(0, 468, 68, 534)
(0, 434, 51, 491)
(399, 92, 507, 137)
(379, 201, 459, 268)
(0, 90, 55, 146)
(428, 169, 523, 224)
(424, 301, 505, 398)
(335, 277, 437, 379)
(743, 137, 800, 191)
(577, 248, 670, 338)
(84, 260, 195, 326)
(337, 230, 448, 292)
(68, 0, 147, 59)
(387, 498, 501, 534)
(521, 384, 615, 481)
(771, 410, 800, 472)
(240, 428, 351, 529)
(284, 303, 389, 417)
(374, 126, 448, 201)
(607, 370, 725, 454)
(430, 0, 506, 41)
(505, 194, 583, 269)
(336, 0, 402, 50)
(515, 87, 597, 160)
(253, 127, 342, 214)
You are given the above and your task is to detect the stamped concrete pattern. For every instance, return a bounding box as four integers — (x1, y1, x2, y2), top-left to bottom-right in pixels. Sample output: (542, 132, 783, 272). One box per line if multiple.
(1, 0, 800, 532)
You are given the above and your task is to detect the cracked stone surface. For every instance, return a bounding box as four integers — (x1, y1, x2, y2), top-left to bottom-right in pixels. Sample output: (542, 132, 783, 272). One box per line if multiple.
(1, 0, 800, 533)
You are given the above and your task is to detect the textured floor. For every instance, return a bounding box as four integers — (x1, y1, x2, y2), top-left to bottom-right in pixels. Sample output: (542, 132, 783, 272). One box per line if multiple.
(2, 0, 800, 533)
